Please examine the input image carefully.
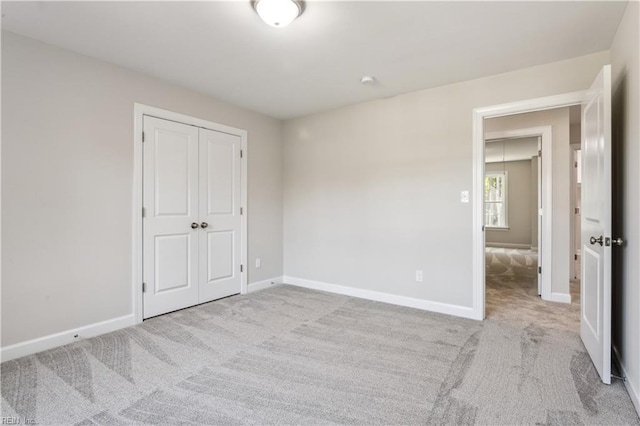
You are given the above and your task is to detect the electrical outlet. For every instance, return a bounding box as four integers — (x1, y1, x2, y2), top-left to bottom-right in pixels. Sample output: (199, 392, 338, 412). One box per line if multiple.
(460, 190, 469, 203)
(415, 270, 424, 282)
(255, 258, 261, 268)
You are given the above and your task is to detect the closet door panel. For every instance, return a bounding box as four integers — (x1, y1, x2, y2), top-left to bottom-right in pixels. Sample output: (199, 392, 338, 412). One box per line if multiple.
(198, 128, 242, 302)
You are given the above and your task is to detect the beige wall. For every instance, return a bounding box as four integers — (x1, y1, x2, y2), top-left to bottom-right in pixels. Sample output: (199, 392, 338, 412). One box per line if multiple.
(283, 51, 608, 308)
(1, 32, 284, 347)
(610, 1, 640, 413)
(485, 160, 532, 247)
(485, 108, 571, 297)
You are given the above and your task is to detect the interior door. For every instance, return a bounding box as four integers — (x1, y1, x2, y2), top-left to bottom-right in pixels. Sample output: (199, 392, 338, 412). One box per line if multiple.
(198, 128, 242, 302)
(537, 138, 542, 296)
(143, 116, 200, 319)
(581, 65, 612, 384)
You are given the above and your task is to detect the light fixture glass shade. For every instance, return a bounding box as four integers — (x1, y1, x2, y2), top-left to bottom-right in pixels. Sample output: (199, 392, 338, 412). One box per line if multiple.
(255, 0, 301, 27)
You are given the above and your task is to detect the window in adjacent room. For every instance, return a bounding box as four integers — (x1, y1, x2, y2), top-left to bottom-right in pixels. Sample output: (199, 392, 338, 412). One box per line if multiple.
(484, 172, 508, 228)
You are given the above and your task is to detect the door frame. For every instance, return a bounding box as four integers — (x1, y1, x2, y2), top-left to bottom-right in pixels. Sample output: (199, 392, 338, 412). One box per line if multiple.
(132, 103, 248, 324)
(570, 143, 582, 280)
(484, 126, 552, 300)
(472, 91, 585, 320)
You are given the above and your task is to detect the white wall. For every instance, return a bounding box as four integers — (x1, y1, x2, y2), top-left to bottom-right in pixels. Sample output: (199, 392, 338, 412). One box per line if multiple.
(283, 51, 608, 309)
(1, 32, 284, 347)
(485, 160, 532, 247)
(610, 1, 640, 414)
(485, 108, 571, 297)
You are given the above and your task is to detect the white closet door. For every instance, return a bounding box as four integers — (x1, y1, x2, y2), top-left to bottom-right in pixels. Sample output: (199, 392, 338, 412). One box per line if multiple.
(198, 128, 242, 302)
(143, 116, 199, 319)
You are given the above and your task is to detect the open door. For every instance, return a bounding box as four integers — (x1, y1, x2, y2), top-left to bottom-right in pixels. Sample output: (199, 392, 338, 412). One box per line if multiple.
(580, 65, 612, 384)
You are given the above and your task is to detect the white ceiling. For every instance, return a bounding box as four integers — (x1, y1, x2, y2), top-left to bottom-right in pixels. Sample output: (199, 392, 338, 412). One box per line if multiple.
(1, 1, 628, 120)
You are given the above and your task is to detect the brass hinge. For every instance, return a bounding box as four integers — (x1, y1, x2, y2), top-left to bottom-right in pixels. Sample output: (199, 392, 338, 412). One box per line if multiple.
(142, 282, 147, 293)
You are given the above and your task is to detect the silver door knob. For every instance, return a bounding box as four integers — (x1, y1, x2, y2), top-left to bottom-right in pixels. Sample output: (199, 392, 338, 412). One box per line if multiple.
(612, 237, 624, 246)
(201, 222, 209, 229)
(590, 236, 603, 246)
(191, 223, 199, 229)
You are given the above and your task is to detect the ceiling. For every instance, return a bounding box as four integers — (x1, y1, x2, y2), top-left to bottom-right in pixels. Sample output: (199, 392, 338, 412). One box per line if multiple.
(1, 1, 628, 120)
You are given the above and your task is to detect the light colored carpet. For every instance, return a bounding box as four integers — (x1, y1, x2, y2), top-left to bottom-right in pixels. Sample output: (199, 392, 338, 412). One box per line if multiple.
(2, 272, 638, 424)
(486, 247, 580, 333)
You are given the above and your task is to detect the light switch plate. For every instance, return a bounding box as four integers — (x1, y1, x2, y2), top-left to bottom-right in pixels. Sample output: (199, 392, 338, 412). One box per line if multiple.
(460, 190, 470, 203)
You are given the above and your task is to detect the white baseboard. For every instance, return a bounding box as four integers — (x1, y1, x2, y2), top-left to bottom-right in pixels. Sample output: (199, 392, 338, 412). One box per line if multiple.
(549, 292, 572, 304)
(283, 276, 476, 320)
(485, 242, 532, 249)
(247, 276, 283, 293)
(1, 314, 135, 362)
(613, 345, 640, 416)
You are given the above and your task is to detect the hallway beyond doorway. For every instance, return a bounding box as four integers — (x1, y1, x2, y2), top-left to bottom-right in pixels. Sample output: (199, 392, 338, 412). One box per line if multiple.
(486, 247, 580, 333)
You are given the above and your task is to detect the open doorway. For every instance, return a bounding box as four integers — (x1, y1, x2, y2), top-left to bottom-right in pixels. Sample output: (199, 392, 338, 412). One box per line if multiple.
(479, 106, 581, 331)
(484, 135, 542, 319)
(570, 105, 583, 305)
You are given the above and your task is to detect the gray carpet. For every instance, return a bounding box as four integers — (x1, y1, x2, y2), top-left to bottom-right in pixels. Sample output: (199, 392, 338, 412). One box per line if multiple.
(486, 247, 580, 333)
(2, 274, 639, 424)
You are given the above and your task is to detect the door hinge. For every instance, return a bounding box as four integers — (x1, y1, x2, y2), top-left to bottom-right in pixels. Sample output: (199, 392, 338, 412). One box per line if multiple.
(142, 207, 146, 218)
(538, 266, 542, 274)
(538, 150, 542, 157)
(575, 207, 580, 214)
(482, 225, 485, 231)
(142, 282, 147, 293)
(240, 264, 244, 273)
(575, 161, 578, 168)
(142, 131, 145, 142)
(240, 207, 243, 215)
(240, 150, 243, 158)
(575, 254, 578, 260)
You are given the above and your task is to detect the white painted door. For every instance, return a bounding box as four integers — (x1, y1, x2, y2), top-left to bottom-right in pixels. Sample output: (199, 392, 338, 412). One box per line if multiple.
(537, 140, 542, 296)
(581, 65, 612, 384)
(198, 128, 242, 302)
(143, 116, 200, 318)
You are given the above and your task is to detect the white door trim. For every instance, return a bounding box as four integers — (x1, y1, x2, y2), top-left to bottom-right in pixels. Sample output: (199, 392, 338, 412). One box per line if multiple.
(570, 143, 582, 280)
(132, 103, 248, 324)
(484, 126, 552, 300)
(472, 90, 586, 320)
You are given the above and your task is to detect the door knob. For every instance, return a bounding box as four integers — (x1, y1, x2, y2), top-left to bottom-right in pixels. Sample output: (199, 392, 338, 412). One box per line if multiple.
(200, 222, 209, 229)
(590, 236, 603, 246)
(191, 222, 199, 229)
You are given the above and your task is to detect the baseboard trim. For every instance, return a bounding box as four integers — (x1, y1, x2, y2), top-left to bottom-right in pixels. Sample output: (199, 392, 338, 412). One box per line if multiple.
(549, 292, 572, 304)
(485, 242, 532, 249)
(1, 314, 135, 362)
(613, 345, 640, 416)
(283, 276, 476, 320)
(247, 276, 283, 293)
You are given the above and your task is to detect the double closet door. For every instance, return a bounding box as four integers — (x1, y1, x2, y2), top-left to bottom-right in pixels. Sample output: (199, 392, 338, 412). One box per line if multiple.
(143, 116, 242, 319)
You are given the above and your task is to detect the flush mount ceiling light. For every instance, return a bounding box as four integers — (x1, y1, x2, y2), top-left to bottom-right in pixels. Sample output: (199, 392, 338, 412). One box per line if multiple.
(253, 0, 304, 28)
